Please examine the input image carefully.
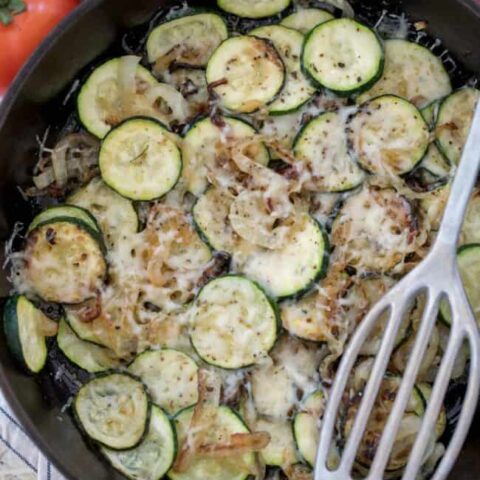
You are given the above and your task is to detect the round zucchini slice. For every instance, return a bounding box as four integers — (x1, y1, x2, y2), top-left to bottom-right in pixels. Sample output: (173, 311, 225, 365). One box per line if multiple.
(240, 215, 329, 299)
(293, 110, 365, 192)
(27, 205, 100, 234)
(101, 405, 177, 480)
(77, 57, 159, 139)
(293, 390, 325, 467)
(146, 13, 228, 69)
(99, 117, 182, 201)
(206, 36, 285, 113)
(358, 39, 452, 109)
(3, 295, 57, 373)
(68, 177, 138, 249)
(73, 372, 150, 450)
(24, 220, 107, 304)
(435, 88, 480, 165)
(348, 95, 429, 175)
(255, 417, 298, 467)
(440, 244, 480, 326)
(190, 275, 279, 369)
(302, 19, 384, 96)
(217, 0, 291, 18)
(169, 405, 256, 480)
(182, 116, 269, 196)
(128, 349, 198, 415)
(331, 187, 419, 273)
(57, 319, 120, 373)
(250, 25, 315, 115)
(193, 187, 237, 253)
(280, 8, 334, 35)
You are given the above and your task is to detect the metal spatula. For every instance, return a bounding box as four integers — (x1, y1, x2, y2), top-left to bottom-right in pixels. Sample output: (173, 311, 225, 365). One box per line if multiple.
(314, 102, 480, 480)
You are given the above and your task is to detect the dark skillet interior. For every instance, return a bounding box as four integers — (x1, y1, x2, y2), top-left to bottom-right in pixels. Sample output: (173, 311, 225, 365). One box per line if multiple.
(0, 0, 479, 478)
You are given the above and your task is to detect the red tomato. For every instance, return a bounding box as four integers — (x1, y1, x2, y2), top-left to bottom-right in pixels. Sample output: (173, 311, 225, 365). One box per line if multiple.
(0, 0, 78, 97)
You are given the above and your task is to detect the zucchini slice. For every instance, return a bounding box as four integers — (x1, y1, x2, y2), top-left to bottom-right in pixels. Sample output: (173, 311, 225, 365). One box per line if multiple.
(391, 325, 440, 381)
(281, 292, 333, 343)
(190, 275, 279, 369)
(193, 187, 237, 253)
(3, 295, 57, 373)
(99, 117, 182, 201)
(255, 417, 297, 467)
(146, 13, 228, 69)
(440, 244, 480, 326)
(251, 363, 297, 419)
(358, 39, 452, 109)
(161, 68, 209, 116)
(25, 220, 107, 304)
(419, 144, 451, 180)
(169, 405, 255, 480)
(73, 372, 150, 450)
(420, 182, 450, 232)
(128, 349, 198, 415)
(68, 177, 138, 249)
(250, 25, 315, 115)
(182, 116, 269, 196)
(57, 319, 120, 373)
(28, 205, 100, 234)
(343, 368, 425, 471)
(293, 110, 365, 192)
(217, 0, 291, 18)
(101, 405, 177, 480)
(416, 383, 447, 439)
(331, 187, 419, 273)
(462, 190, 480, 245)
(352, 277, 409, 356)
(239, 215, 329, 299)
(206, 36, 285, 113)
(280, 8, 334, 35)
(421, 100, 440, 130)
(348, 95, 429, 175)
(436, 88, 480, 164)
(64, 308, 106, 348)
(77, 57, 158, 139)
(293, 390, 325, 467)
(303, 19, 384, 96)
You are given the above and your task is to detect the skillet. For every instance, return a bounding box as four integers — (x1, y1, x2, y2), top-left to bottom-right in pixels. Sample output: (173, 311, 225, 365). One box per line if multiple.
(0, 0, 479, 478)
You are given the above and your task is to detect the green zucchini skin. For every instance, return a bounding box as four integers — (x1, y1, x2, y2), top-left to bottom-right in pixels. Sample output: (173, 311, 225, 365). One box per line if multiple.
(4, 296, 28, 370)
(28, 205, 101, 234)
(3, 295, 51, 374)
(101, 405, 178, 480)
(217, 0, 292, 19)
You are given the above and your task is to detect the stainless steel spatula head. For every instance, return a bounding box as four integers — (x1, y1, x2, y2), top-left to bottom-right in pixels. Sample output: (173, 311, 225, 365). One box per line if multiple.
(315, 102, 480, 480)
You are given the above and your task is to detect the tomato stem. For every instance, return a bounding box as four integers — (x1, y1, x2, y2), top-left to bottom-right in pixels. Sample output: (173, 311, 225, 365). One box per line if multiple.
(0, 0, 26, 26)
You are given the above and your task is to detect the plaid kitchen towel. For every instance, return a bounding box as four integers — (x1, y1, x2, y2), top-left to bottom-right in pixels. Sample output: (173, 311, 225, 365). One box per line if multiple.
(0, 391, 65, 480)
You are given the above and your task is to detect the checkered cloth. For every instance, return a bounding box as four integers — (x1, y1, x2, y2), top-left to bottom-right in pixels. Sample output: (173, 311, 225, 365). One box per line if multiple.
(0, 392, 65, 480)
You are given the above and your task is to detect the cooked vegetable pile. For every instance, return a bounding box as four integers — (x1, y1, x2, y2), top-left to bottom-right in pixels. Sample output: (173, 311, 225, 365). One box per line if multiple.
(3, 0, 480, 479)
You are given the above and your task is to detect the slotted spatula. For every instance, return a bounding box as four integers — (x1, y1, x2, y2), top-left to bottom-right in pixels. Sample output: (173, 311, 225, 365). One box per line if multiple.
(315, 102, 480, 480)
